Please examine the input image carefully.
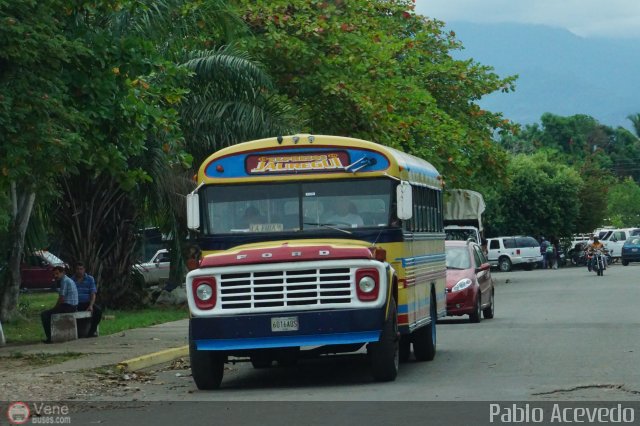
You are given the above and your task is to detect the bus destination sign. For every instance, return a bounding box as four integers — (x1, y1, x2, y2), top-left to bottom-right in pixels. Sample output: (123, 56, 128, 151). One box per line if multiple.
(245, 151, 349, 174)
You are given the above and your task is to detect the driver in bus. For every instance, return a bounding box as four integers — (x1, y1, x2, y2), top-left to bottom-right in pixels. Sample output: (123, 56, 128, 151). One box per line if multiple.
(240, 206, 265, 228)
(325, 199, 364, 227)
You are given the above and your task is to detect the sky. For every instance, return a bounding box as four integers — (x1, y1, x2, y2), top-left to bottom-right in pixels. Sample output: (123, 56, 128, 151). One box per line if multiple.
(414, 0, 640, 39)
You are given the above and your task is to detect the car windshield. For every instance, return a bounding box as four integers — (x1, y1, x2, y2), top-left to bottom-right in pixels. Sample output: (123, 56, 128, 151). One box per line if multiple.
(200, 179, 395, 235)
(628, 237, 640, 245)
(446, 247, 471, 270)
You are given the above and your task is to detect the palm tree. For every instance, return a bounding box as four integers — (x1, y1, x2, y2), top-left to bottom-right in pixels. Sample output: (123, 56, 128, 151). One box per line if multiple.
(50, 0, 302, 307)
(628, 114, 640, 138)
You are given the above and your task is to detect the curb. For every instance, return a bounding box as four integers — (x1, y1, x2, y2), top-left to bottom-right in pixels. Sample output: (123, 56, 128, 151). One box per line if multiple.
(117, 345, 189, 372)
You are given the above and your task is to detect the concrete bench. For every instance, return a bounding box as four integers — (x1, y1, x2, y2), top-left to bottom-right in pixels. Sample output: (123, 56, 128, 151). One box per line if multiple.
(51, 311, 97, 343)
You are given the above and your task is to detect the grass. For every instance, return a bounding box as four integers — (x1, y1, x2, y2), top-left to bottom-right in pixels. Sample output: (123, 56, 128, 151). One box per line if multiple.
(2, 290, 188, 345)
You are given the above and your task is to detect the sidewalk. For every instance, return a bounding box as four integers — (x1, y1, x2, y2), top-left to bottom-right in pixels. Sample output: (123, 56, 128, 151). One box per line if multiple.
(0, 318, 189, 374)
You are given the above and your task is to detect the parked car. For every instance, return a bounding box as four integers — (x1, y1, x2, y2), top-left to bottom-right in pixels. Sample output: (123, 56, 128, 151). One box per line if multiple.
(21, 250, 67, 290)
(445, 240, 495, 322)
(621, 236, 640, 266)
(601, 228, 640, 260)
(133, 249, 170, 286)
(486, 236, 543, 272)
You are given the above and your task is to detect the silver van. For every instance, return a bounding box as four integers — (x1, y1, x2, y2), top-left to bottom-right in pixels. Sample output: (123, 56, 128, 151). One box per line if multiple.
(487, 236, 543, 272)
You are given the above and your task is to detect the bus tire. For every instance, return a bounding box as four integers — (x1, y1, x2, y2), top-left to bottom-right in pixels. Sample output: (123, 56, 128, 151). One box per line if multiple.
(413, 292, 437, 362)
(369, 298, 399, 382)
(190, 344, 225, 390)
(189, 323, 224, 390)
(399, 335, 411, 363)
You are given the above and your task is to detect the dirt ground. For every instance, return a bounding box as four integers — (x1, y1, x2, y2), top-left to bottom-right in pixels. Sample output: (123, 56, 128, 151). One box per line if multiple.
(0, 356, 194, 401)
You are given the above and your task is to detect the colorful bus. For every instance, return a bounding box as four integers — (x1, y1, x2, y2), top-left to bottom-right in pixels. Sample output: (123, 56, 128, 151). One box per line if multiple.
(185, 134, 446, 389)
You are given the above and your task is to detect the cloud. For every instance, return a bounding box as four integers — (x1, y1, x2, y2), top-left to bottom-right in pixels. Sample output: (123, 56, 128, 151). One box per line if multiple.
(415, 0, 640, 38)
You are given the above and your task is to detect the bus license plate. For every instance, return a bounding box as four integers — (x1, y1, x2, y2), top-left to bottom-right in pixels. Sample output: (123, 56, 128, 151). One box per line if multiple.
(271, 316, 299, 332)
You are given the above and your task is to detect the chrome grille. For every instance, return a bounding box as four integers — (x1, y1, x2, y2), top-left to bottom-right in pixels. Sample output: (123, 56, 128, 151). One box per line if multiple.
(218, 268, 352, 309)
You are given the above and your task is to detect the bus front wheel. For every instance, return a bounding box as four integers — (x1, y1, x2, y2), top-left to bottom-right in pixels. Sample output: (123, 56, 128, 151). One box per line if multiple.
(190, 341, 225, 390)
(368, 298, 399, 382)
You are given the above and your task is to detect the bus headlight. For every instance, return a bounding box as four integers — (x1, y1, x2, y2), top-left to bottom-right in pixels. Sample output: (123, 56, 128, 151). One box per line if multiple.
(192, 277, 217, 309)
(359, 276, 376, 293)
(197, 283, 213, 301)
(356, 268, 380, 301)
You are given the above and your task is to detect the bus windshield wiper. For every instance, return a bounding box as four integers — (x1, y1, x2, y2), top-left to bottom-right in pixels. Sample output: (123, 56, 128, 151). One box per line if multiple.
(303, 222, 353, 235)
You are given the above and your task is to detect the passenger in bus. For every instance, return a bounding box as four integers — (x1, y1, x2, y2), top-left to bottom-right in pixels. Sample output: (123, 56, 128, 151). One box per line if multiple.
(325, 199, 364, 227)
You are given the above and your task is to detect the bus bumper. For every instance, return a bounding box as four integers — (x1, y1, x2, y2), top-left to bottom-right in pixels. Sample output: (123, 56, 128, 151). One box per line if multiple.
(190, 308, 384, 351)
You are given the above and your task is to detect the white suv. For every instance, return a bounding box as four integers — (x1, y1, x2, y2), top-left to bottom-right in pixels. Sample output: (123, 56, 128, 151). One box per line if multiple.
(487, 236, 543, 272)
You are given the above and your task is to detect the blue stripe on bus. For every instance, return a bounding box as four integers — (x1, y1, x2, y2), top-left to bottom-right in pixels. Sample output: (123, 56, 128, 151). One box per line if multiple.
(194, 331, 381, 351)
(397, 253, 446, 268)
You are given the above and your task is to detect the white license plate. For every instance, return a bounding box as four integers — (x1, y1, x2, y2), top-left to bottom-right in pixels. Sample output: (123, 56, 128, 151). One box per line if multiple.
(633, 248, 638, 252)
(271, 316, 299, 332)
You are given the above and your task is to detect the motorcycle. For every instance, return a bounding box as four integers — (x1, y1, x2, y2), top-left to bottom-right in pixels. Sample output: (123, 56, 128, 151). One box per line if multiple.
(590, 248, 607, 276)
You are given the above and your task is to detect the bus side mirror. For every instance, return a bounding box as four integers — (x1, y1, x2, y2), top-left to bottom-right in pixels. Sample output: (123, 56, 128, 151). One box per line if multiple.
(396, 181, 413, 220)
(187, 193, 200, 230)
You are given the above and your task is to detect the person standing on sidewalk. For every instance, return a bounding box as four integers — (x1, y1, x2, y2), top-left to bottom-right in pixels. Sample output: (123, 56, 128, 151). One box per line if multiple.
(73, 262, 102, 337)
(540, 237, 550, 269)
(41, 266, 78, 343)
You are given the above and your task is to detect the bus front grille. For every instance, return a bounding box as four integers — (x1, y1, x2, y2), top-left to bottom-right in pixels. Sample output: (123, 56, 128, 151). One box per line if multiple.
(218, 268, 352, 309)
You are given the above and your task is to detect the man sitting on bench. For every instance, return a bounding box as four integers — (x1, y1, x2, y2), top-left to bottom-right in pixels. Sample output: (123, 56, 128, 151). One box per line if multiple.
(41, 266, 78, 343)
(73, 262, 102, 338)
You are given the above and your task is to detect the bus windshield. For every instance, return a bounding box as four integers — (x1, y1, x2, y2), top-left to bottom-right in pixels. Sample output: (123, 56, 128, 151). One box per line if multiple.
(201, 178, 395, 235)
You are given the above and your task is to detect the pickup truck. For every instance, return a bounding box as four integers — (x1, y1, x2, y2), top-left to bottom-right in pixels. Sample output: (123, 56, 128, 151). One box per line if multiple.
(133, 249, 170, 286)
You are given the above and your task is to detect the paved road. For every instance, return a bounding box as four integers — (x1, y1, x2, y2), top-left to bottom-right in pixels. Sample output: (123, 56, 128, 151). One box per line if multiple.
(85, 263, 640, 402)
(60, 263, 640, 425)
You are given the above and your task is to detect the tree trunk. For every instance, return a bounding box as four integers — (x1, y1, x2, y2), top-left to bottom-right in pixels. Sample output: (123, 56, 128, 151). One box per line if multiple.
(0, 183, 35, 322)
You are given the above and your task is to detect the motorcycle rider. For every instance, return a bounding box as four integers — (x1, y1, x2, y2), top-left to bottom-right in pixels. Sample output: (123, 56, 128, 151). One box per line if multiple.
(587, 236, 606, 272)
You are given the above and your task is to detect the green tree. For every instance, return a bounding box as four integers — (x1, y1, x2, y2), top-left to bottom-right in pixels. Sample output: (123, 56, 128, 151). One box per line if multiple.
(49, 0, 300, 307)
(575, 160, 614, 233)
(0, 0, 86, 321)
(234, 0, 516, 187)
(607, 177, 640, 227)
(486, 153, 583, 239)
(628, 113, 640, 137)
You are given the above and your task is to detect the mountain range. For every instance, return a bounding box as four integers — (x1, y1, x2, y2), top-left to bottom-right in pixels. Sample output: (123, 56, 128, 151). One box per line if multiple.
(445, 22, 640, 130)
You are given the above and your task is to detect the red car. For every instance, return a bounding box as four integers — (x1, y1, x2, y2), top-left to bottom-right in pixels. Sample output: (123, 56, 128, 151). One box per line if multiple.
(445, 240, 495, 322)
(20, 251, 67, 290)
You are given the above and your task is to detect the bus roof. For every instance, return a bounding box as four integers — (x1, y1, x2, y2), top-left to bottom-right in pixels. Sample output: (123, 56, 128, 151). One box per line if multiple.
(197, 134, 442, 189)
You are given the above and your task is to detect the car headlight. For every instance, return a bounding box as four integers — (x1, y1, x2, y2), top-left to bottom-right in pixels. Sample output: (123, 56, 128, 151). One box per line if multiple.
(452, 278, 473, 292)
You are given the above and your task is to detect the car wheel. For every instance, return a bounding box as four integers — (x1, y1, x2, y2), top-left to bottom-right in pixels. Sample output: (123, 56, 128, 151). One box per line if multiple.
(369, 298, 399, 381)
(483, 289, 495, 319)
(622, 259, 629, 266)
(469, 293, 482, 323)
(412, 291, 437, 362)
(498, 257, 512, 272)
